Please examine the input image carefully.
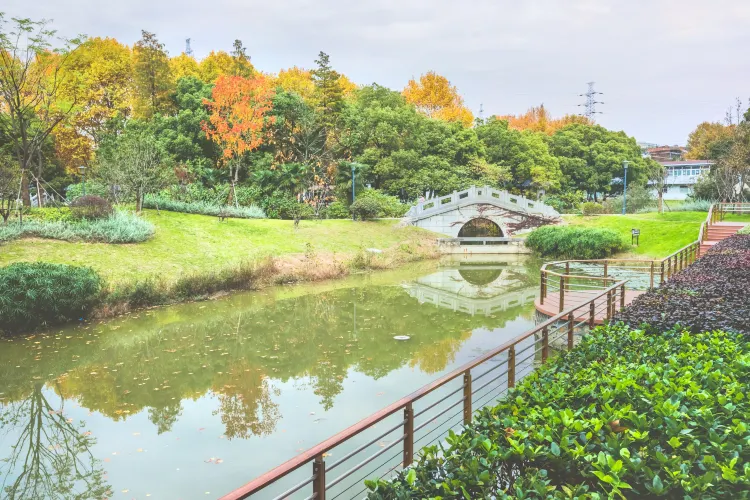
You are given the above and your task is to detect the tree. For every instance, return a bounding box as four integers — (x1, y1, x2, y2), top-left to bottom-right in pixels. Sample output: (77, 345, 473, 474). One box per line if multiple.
(98, 127, 175, 211)
(131, 30, 173, 118)
(713, 123, 750, 202)
(644, 158, 667, 212)
(0, 14, 84, 205)
(402, 71, 474, 126)
(311, 51, 344, 129)
(275, 66, 316, 101)
(496, 105, 591, 135)
(169, 52, 201, 81)
(230, 39, 254, 77)
(685, 121, 735, 160)
(549, 123, 648, 200)
(199, 49, 254, 82)
(203, 74, 275, 204)
(0, 151, 20, 223)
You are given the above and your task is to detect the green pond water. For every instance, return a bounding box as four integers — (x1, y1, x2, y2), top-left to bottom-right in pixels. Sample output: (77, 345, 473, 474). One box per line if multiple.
(0, 256, 542, 499)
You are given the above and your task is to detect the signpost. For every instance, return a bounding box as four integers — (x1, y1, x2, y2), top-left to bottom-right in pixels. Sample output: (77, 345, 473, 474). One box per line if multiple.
(631, 228, 640, 246)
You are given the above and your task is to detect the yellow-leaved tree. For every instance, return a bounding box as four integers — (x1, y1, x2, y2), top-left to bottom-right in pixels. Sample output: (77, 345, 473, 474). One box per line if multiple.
(275, 66, 316, 100)
(169, 53, 201, 81)
(496, 105, 591, 135)
(403, 71, 473, 126)
(686, 122, 735, 159)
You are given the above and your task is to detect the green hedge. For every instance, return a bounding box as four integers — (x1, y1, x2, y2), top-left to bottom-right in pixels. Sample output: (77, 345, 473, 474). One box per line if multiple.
(525, 226, 625, 259)
(0, 263, 103, 333)
(0, 210, 154, 244)
(367, 326, 750, 498)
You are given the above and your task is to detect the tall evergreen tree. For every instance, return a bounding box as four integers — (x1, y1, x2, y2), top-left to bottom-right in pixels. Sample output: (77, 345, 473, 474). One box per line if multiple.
(132, 30, 173, 118)
(311, 51, 344, 129)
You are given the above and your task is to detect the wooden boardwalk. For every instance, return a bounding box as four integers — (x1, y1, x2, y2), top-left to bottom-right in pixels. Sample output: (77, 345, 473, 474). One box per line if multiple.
(535, 289, 645, 324)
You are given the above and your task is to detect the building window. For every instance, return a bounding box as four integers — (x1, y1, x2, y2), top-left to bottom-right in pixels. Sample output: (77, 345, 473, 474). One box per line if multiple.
(680, 186, 690, 194)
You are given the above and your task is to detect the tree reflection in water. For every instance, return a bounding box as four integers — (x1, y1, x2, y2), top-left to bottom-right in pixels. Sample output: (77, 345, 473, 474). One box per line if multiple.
(0, 383, 110, 499)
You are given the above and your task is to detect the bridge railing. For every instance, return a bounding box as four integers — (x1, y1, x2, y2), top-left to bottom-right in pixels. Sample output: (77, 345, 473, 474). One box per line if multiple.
(219, 280, 626, 500)
(407, 185, 560, 218)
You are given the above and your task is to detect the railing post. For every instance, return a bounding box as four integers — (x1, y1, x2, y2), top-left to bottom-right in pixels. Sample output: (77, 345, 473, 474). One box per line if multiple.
(620, 284, 626, 310)
(403, 403, 414, 467)
(540, 271, 546, 305)
(650, 261, 655, 289)
(667, 257, 672, 279)
(558, 275, 565, 312)
(679, 250, 684, 271)
(542, 326, 549, 363)
(567, 313, 574, 350)
(565, 261, 570, 275)
(660, 261, 665, 284)
(606, 290, 612, 321)
(603, 261, 608, 278)
(313, 454, 326, 500)
(589, 301, 596, 328)
(462, 370, 472, 425)
(507, 346, 515, 388)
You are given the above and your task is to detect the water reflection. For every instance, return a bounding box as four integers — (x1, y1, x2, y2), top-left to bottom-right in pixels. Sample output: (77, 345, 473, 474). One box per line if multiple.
(0, 259, 539, 498)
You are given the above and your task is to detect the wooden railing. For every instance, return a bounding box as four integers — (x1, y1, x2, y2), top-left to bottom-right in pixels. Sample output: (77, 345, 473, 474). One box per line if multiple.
(220, 280, 627, 500)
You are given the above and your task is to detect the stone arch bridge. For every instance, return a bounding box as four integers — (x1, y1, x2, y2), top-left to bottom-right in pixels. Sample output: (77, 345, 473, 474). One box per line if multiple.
(403, 186, 561, 238)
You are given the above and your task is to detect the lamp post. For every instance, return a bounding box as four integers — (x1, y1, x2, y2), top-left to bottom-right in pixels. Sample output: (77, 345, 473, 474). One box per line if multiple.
(351, 163, 356, 204)
(78, 165, 86, 197)
(622, 160, 629, 215)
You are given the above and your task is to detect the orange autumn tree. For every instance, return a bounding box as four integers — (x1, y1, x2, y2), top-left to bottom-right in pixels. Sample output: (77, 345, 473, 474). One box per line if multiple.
(496, 105, 591, 135)
(203, 74, 275, 204)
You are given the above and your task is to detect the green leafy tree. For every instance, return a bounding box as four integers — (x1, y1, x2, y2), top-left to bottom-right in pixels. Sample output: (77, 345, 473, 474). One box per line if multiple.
(311, 51, 344, 130)
(132, 30, 173, 118)
(549, 123, 648, 200)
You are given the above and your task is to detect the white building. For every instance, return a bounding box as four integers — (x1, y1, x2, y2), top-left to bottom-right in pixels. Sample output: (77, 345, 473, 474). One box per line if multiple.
(657, 160, 714, 200)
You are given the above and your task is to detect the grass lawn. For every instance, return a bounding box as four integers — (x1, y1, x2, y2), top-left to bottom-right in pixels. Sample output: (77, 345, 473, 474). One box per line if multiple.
(0, 210, 435, 283)
(562, 212, 706, 258)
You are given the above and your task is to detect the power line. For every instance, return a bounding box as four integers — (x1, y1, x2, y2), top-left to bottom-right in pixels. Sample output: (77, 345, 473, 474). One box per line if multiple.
(185, 38, 193, 57)
(577, 82, 604, 121)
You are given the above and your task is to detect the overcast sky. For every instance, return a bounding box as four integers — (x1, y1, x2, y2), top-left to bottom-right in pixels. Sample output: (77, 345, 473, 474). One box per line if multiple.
(5, 0, 750, 145)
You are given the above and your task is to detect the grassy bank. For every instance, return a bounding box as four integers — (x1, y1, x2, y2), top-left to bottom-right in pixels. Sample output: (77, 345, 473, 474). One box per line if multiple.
(562, 212, 705, 258)
(0, 210, 436, 283)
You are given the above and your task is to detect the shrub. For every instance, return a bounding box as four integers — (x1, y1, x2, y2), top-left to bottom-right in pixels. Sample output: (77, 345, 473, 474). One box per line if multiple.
(321, 201, 351, 219)
(617, 234, 750, 334)
(70, 195, 113, 220)
(543, 191, 586, 213)
(24, 207, 75, 223)
(261, 193, 302, 219)
(0, 210, 154, 244)
(357, 189, 409, 217)
(142, 196, 266, 219)
(350, 197, 381, 221)
(66, 181, 110, 201)
(603, 185, 655, 214)
(367, 326, 750, 499)
(580, 202, 604, 216)
(0, 263, 102, 333)
(525, 225, 625, 259)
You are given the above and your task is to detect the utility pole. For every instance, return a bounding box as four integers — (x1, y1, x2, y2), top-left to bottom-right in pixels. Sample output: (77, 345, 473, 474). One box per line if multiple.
(578, 82, 604, 121)
(185, 38, 193, 57)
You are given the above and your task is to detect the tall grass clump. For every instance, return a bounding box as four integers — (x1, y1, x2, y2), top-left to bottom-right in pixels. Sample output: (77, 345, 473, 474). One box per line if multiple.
(143, 196, 266, 219)
(0, 210, 154, 244)
(0, 263, 102, 333)
(525, 225, 625, 259)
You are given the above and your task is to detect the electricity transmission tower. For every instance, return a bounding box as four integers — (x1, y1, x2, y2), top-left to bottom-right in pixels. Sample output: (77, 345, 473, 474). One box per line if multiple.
(578, 82, 603, 121)
(185, 38, 193, 57)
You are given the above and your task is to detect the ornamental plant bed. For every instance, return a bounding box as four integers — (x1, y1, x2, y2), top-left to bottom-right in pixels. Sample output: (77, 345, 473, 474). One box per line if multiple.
(616, 234, 750, 334)
(366, 326, 750, 498)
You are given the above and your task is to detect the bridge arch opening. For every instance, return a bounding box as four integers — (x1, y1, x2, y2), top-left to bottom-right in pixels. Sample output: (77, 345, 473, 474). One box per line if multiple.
(458, 218, 504, 238)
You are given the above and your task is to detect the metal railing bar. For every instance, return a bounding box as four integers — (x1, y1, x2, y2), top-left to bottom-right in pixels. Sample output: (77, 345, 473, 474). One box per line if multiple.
(413, 383, 466, 419)
(471, 368, 509, 396)
(472, 357, 510, 383)
(329, 449, 402, 500)
(414, 407, 465, 449)
(326, 434, 407, 490)
(327, 418, 407, 472)
(269, 474, 316, 500)
(413, 396, 466, 433)
(474, 384, 511, 412)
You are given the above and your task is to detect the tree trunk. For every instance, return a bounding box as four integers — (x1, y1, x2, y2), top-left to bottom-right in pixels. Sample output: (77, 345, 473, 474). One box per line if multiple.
(657, 190, 663, 214)
(21, 172, 31, 207)
(137, 191, 144, 212)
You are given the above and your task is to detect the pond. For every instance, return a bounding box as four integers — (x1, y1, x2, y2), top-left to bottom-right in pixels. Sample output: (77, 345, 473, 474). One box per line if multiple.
(0, 256, 541, 499)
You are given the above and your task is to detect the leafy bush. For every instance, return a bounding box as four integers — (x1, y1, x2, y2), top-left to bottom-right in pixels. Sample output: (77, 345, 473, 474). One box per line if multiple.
(580, 202, 604, 216)
(156, 183, 263, 208)
(142, 196, 266, 219)
(0, 263, 102, 333)
(543, 191, 586, 213)
(367, 325, 750, 499)
(603, 185, 655, 214)
(66, 181, 110, 201)
(350, 197, 381, 221)
(70, 195, 114, 220)
(617, 234, 750, 334)
(357, 189, 409, 217)
(525, 226, 625, 259)
(0, 210, 154, 244)
(321, 201, 351, 219)
(261, 193, 302, 219)
(24, 207, 74, 223)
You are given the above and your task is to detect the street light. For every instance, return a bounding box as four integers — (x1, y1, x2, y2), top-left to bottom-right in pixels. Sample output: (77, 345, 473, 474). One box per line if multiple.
(78, 165, 86, 197)
(622, 160, 629, 215)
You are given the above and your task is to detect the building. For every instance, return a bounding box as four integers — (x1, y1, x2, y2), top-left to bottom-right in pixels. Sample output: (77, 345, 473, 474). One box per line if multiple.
(656, 160, 714, 200)
(645, 145, 688, 162)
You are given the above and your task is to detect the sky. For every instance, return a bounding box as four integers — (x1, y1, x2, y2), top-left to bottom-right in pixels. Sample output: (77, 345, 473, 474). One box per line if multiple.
(5, 0, 750, 145)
